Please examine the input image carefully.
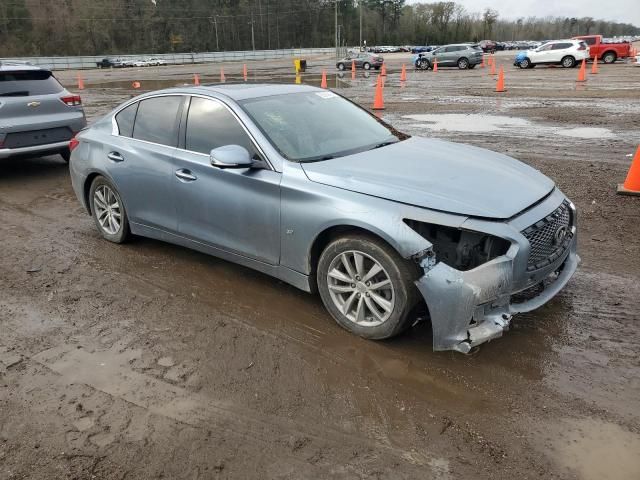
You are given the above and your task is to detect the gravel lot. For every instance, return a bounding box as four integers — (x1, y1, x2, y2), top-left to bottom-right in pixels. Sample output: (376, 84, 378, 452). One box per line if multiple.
(1, 51, 639, 479)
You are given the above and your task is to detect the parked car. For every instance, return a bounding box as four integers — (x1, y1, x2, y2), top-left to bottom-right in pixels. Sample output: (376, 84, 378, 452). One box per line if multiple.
(573, 35, 632, 63)
(336, 52, 383, 71)
(96, 58, 117, 68)
(514, 39, 589, 68)
(414, 44, 483, 70)
(147, 57, 167, 66)
(0, 62, 86, 162)
(133, 59, 151, 67)
(479, 40, 497, 53)
(68, 84, 579, 353)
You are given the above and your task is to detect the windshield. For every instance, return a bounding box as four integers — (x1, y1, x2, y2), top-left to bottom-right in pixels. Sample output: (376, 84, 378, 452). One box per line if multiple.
(239, 91, 408, 162)
(0, 70, 63, 96)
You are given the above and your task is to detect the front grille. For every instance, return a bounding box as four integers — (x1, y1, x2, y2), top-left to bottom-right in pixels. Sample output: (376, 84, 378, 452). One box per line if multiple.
(4, 127, 72, 149)
(522, 201, 573, 271)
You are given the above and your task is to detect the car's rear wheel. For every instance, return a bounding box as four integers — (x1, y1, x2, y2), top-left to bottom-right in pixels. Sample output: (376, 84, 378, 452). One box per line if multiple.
(417, 58, 430, 70)
(337, 63, 345, 71)
(89, 176, 130, 244)
(519, 58, 531, 69)
(457, 57, 470, 69)
(317, 234, 420, 340)
(561, 56, 576, 68)
(602, 51, 616, 64)
(363, 62, 371, 70)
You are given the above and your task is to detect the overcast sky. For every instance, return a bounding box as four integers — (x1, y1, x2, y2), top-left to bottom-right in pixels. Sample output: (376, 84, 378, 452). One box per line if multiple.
(406, 0, 640, 27)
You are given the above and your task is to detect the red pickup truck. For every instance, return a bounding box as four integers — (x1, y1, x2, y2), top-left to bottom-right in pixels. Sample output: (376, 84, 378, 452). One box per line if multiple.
(573, 35, 632, 63)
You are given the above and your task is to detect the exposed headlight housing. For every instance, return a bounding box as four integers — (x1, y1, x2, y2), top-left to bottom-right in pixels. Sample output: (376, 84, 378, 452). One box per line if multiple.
(404, 220, 511, 271)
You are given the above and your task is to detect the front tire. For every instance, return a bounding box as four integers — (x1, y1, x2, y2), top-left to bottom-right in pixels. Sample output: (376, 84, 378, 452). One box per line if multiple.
(457, 57, 470, 69)
(519, 58, 531, 69)
(561, 56, 576, 68)
(89, 176, 130, 244)
(317, 234, 420, 340)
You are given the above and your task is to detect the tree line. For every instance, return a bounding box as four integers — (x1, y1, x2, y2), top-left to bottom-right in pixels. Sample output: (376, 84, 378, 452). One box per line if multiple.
(1, 0, 638, 57)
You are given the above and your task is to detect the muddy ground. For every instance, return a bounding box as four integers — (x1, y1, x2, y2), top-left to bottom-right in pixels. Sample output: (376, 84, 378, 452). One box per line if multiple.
(1, 52, 639, 479)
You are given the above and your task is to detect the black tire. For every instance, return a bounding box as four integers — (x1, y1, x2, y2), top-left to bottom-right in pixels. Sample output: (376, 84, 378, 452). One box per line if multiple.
(457, 57, 470, 69)
(363, 62, 371, 70)
(519, 58, 530, 69)
(89, 175, 130, 244)
(60, 148, 70, 163)
(337, 63, 345, 71)
(602, 51, 616, 64)
(417, 58, 430, 70)
(317, 234, 420, 340)
(561, 56, 575, 68)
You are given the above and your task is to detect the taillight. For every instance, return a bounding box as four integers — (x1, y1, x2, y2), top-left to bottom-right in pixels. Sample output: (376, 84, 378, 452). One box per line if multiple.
(61, 95, 82, 107)
(69, 136, 80, 152)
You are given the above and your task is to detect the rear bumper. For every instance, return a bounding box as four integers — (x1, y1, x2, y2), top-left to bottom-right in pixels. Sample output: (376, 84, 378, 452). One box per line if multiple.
(0, 140, 70, 159)
(415, 233, 579, 353)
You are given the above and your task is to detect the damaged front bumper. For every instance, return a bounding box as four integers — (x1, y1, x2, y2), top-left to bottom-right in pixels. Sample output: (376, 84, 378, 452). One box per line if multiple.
(415, 231, 579, 354)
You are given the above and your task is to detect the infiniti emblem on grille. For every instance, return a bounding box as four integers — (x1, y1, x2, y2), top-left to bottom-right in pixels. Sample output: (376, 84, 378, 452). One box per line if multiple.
(553, 225, 568, 246)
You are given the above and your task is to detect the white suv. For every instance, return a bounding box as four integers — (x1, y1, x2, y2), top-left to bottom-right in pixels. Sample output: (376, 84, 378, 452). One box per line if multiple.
(517, 40, 589, 69)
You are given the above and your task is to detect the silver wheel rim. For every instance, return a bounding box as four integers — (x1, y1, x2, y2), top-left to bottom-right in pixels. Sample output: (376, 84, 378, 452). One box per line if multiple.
(93, 185, 122, 235)
(327, 250, 395, 327)
(563, 57, 572, 67)
(460, 60, 468, 68)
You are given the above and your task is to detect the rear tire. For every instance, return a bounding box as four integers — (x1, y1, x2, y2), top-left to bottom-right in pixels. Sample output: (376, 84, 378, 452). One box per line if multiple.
(602, 51, 616, 64)
(89, 176, 130, 244)
(317, 234, 420, 340)
(561, 56, 576, 68)
(457, 57, 470, 69)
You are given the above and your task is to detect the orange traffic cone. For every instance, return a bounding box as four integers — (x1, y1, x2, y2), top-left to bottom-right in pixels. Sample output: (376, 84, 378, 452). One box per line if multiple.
(351, 60, 356, 80)
(381, 63, 387, 76)
(577, 59, 586, 82)
(194, 74, 200, 86)
(400, 64, 407, 82)
(77, 74, 84, 90)
(496, 66, 506, 92)
(591, 55, 599, 74)
(243, 64, 248, 81)
(372, 75, 384, 110)
(617, 145, 640, 196)
(320, 70, 328, 89)
(132, 81, 141, 89)
(433, 58, 438, 72)
(220, 68, 226, 83)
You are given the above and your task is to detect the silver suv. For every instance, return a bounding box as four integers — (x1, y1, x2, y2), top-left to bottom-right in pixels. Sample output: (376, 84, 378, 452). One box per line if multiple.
(0, 62, 86, 162)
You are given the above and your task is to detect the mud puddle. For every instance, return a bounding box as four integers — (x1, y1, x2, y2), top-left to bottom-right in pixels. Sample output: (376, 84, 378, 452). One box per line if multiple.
(400, 113, 616, 139)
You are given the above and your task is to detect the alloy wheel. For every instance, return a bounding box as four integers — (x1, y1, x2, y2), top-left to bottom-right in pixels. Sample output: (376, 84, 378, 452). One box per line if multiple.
(326, 250, 395, 327)
(93, 184, 122, 235)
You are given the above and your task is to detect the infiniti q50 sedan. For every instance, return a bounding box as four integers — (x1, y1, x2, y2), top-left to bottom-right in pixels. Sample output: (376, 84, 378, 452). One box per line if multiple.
(69, 84, 579, 353)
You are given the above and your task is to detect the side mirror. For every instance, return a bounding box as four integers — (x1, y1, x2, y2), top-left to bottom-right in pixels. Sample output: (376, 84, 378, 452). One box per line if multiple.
(210, 145, 253, 169)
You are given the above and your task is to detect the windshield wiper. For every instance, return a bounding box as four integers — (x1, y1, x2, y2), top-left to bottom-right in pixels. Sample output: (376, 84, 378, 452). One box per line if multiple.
(371, 140, 399, 150)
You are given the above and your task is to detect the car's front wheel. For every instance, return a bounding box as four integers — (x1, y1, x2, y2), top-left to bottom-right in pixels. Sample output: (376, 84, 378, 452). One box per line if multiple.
(561, 56, 576, 68)
(89, 176, 130, 244)
(317, 234, 420, 340)
(457, 57, 470, 69)
(518, 58, 531, 69)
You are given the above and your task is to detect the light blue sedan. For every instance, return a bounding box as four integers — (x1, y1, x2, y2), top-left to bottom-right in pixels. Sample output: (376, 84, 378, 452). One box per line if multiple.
(69, 84, 578, 353)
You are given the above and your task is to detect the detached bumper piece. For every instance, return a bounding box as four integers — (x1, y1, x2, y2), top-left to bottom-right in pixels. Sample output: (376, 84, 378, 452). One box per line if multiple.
(415, 236, 579, 354)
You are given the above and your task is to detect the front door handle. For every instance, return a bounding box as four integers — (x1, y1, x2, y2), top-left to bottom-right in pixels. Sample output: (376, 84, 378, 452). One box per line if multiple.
(175, 169, 197, 182)
(107, 151, 124, 162)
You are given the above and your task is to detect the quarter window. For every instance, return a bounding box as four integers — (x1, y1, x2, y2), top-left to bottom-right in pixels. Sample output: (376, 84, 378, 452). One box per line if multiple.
(115, 102, 138, 137)
(132, 96, 182, 147)
(185, 97, 258, 157)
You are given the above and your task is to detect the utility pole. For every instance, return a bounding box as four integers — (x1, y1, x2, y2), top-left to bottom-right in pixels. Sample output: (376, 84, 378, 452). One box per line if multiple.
(360, 0, 363, 50)
(335, 0, 338, 59)
(214, 16, 219, 51)
(250, 14, 256, 51)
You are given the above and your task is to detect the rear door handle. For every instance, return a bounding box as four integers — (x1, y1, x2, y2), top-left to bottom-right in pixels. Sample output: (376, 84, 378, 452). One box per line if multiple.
(107, 151, 124, 162)
(175, 169, 197, 182)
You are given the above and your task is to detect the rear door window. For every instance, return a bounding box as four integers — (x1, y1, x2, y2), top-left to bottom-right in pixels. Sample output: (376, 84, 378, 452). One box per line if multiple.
(115, 102, 139, 138)
(185, 97, 258, 157)
(132, 96, 182, 147)
(0, 70, 63, 96)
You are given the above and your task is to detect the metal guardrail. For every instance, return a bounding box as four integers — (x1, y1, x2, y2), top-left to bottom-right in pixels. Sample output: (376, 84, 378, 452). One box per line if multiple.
(0, 48, 336, 71)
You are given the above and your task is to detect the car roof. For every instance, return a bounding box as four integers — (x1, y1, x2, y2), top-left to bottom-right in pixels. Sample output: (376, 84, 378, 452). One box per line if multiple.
(139, 84, 323, 102)
(0, 61, 47, 72)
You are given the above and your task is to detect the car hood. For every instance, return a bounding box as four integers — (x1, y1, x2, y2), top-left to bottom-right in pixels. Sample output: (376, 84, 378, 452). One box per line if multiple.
(300, 137, 555, 219)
